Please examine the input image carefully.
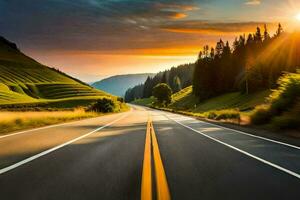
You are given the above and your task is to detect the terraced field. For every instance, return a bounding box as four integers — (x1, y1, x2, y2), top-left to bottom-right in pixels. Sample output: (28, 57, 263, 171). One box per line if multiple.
(0, 36, 113, 108)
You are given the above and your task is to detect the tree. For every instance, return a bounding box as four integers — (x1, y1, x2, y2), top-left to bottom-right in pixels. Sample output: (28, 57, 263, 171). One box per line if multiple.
(215, 39, 224, 57)
(203, 45, 209, 58)
(263, 24, 270, 42)
(173, 76, 182, 92)
(152, 83, 172, 106)
(254, 27, 262, 43)
(161, 71, 167, 83)
(276, 23, 283, 37)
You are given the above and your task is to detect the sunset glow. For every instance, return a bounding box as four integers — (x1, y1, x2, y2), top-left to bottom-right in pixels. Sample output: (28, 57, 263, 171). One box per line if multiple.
(1, 0, 300, 82)
(296, 13, 300, 21)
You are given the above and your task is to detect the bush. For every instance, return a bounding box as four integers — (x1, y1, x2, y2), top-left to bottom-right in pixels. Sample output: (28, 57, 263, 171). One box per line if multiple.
(250, 105, 272, 125)
(250, 72, 300, 130)
(117, 97, 124, 103)
(268, 72, 300, 114)
(205, 110, 240, 121)
(271, 101, 300, 130)
(87, 98, 115, 113)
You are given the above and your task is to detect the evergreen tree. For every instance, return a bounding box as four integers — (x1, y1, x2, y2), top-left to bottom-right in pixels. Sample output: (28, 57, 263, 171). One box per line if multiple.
(276, 23, 283, 37)
(263, 24, 270, 42)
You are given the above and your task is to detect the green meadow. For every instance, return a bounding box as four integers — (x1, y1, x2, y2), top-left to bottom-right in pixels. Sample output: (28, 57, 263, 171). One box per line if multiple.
(0, 37, 114, 109)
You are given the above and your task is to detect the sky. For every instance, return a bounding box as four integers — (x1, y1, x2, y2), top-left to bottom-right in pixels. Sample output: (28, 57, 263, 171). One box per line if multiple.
(1, 0, 300, 82)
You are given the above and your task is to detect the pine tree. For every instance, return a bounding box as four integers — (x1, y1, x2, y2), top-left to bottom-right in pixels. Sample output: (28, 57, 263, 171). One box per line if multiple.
(276, 23, 283, 37)
(215, 39, 224, 57)
(263, 24, 270, 42)
(254, 27, 262, 43)
(161, 71, 167, 83)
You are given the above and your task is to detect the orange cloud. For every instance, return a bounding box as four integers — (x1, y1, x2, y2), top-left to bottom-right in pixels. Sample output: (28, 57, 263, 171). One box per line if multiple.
(160, 21, 278, 35)
(170, 13, 187, 19)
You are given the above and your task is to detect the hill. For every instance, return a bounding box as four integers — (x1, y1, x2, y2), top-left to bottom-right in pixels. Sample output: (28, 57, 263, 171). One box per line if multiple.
(133, 86, 270, 115)
(0, 36, 111, 108)
(92, 73, 154, 97)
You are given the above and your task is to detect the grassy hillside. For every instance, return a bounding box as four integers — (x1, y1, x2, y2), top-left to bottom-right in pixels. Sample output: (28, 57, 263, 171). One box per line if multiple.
(170, 86, 270, 113)
(133, 86, 270, 121)
(0, 36, 112, 108)
(92, 73, 155, 97)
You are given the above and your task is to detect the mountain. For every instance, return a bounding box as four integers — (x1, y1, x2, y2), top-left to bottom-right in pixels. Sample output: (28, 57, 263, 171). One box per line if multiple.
(92, 73, 155, 97)
(0, 36, 111, 107)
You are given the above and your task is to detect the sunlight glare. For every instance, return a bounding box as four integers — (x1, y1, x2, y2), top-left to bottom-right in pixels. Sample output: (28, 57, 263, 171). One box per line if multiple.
(296, 13, 300, 21)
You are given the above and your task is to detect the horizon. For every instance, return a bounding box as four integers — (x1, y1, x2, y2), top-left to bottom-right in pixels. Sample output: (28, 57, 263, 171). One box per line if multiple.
(1, 0, 300, 82)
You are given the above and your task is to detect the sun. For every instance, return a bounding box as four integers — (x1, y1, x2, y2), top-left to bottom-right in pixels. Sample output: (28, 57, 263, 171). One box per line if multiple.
(296, 13, 300, 21)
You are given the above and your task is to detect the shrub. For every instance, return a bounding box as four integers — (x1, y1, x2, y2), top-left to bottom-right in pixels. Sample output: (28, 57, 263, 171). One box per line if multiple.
(205, 110, 240, 121)
(250, 105, 272, 125)
(250, 72, 300, 130)
(268, 72, 300, 114)
(271, 101, 300, 130)
(87, 98, 115, 113)
(117, 97, 124, 103)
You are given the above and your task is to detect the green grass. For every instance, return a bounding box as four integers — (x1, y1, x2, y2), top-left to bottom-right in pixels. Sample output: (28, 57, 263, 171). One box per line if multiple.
(0, 109, 101, 135)
(170, 86, 270, 113)
(133, 86, 270, 123)
(0, 38, 114, 108)
(133, 97, 155, 106)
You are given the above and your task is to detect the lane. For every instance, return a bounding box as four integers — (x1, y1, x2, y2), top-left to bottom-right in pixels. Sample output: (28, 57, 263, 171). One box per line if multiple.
(0, 105, 299, 200)
(164, 112, 300, 176)
(0, 111, 128, 169)
(151, 110, 300, 200)
(0, 107, 148, 200)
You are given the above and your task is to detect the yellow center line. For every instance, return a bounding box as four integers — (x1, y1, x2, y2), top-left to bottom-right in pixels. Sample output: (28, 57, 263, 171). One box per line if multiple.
(141, 119, 152, 200)
(150, 120, 171, 200)
(141, 115, 171, 200)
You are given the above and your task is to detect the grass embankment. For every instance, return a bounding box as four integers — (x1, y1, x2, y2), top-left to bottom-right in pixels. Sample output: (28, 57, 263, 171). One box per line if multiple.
(133, 86, 270, 123)
(251, 72, 300, 131)
(0, 102, 129, 135)
(0, 109, 98, 135)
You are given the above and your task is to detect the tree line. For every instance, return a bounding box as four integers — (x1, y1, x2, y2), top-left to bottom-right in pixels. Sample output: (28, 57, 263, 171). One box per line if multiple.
(125, 63, 194, 102)
(193, 23, 299, 100)
(126, 23, 300, 103)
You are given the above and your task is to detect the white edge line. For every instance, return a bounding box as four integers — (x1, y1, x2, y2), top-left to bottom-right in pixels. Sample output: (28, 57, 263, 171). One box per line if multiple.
(0, 110, 131, 140)
(167, 116, 300, 179)
(161, 110, 300, 150)
(0, 111, 130, 175)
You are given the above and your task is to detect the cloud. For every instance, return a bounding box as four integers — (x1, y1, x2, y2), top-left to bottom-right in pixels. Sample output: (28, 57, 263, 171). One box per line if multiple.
(160, 21, 276, 35)
(245, 0, 261, 6)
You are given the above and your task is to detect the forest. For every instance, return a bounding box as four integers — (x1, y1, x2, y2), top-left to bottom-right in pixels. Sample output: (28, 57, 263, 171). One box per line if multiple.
(126, 24, 299, 103)
(125, 63, 194, 102)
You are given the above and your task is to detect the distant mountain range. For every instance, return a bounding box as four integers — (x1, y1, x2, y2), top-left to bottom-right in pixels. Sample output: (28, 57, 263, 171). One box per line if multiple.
(92, 73, 155, 97)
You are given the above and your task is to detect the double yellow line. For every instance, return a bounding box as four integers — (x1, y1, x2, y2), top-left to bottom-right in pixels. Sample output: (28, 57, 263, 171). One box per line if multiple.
(141, 116, 171, 200)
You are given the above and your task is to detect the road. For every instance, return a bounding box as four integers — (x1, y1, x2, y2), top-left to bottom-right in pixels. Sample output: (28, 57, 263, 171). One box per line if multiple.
(0, 105, 299, 200)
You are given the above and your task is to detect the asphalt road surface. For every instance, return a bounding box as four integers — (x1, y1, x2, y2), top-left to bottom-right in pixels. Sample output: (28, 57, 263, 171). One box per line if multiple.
(0, 105, 299, 200)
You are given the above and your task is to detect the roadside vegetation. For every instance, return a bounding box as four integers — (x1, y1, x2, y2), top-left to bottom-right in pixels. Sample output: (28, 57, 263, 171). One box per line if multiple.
(0, 37, 130, 134)
(251, 72, 300, 130)
(0, 97, 128, 135)
(0, 109, 98, 135)
(129, 24, 300, 133)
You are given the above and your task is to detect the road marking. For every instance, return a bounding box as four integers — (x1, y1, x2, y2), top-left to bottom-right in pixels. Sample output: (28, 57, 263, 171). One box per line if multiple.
(150, 120, 171, 200)
(0, 112, 130, 175)
(168, 116, 300, 179)
(190, 116, 300, 150)
(141, 116, 171, 200)
(141, 119, 152, 200)
(155, 108, 300, 150)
